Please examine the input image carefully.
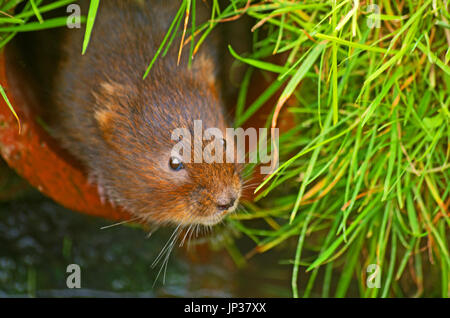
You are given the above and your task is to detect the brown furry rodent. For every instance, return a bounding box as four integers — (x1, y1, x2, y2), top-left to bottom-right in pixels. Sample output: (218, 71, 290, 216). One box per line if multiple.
(47, 0, 242, 226)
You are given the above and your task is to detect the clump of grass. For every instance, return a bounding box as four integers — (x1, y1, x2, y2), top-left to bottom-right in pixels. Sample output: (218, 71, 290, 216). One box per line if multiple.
(0, 0, 83, 131)
(172, 0, 448, 297)
(0, 0, 79, 37)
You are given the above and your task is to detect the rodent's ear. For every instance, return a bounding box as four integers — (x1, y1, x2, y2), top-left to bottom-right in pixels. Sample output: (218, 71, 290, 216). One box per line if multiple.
(93, 81, 126, 143)
(191, 54, 218, 86)
(96, 81, 129, 99)
(94, 108, 119, 143)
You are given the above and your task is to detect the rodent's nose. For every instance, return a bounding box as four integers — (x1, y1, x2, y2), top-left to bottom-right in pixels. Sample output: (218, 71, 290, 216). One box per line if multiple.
(216, 196, 236, 211)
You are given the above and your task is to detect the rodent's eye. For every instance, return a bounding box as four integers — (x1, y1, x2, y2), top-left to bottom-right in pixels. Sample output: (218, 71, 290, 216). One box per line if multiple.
(169, 157, 184, 171)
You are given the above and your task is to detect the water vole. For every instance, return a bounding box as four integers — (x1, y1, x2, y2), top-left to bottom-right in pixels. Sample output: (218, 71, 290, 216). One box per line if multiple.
(48, 0, 242, 226)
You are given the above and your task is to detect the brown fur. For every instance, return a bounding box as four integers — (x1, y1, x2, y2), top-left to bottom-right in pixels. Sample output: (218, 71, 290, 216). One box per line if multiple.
(48, 0, 242, 225)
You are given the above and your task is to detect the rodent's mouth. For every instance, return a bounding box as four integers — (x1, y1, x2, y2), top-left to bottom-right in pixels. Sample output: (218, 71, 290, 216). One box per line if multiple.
(197, 216, 224, 226)
(192, 200, 239, 226)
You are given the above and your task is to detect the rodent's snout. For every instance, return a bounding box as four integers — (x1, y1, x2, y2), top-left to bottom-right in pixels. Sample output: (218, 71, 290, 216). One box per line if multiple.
(216, 194, 237, 211)
(215, 186, 240, 213)
(189, 167, 243, 226)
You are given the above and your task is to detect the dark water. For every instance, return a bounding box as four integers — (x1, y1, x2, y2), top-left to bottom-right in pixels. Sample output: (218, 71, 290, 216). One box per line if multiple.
(0, 164, 292, 298)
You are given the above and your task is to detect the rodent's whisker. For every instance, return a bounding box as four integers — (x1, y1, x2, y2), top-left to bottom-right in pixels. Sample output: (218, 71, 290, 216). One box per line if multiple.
(237, 203, 250, 215)
(99, 216, 141, 230)
(195, 224, 201, 238)
(146, 226, 160, 239)
(152, 224, 182, 286)
(152, 224, 182, 269)
(179, 224, 193, 247)
(241, 182, 260, 189)
(186, 225, 197, 250)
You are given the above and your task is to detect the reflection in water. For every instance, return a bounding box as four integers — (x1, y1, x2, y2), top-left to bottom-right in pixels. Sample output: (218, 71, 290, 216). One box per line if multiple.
(0, 170, 291, 297)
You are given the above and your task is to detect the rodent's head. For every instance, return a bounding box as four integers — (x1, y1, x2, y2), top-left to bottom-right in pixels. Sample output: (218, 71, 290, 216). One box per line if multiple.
(93, 78, 243, 226)
(156, 150, 243, 226)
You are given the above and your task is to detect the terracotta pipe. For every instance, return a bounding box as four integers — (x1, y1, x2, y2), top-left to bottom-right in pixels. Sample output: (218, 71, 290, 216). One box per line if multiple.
(0, 51, 133, 222)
